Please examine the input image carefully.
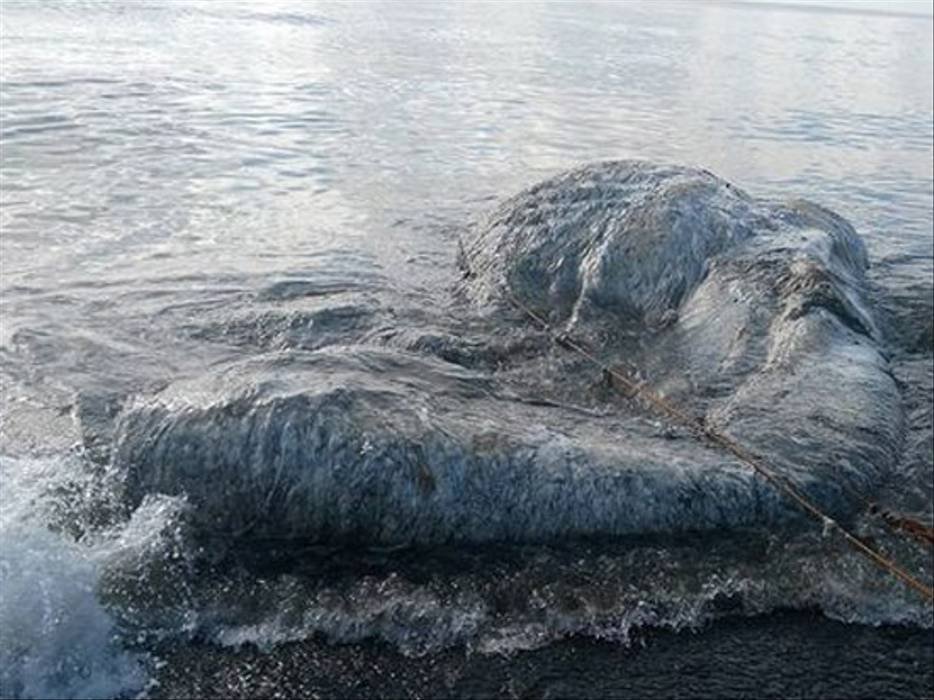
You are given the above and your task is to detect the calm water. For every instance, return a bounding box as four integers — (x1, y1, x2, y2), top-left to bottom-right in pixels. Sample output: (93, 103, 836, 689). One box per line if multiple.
(2, 1, 932, 292)
(1, 2, 932, 698)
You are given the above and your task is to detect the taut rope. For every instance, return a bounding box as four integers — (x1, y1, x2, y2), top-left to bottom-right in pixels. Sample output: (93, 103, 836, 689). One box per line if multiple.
(502, 287, 934, 603)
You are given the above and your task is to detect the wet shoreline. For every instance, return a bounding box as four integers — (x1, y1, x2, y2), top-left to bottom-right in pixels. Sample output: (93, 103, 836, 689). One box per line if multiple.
(152, 609, 934, 699)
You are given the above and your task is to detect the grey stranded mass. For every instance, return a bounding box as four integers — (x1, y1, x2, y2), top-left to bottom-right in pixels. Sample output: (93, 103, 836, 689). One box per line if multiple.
(114, 161, 903, 545)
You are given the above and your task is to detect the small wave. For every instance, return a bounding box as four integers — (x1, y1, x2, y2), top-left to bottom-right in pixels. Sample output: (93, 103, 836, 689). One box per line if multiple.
(0, 456, 148, 699)
(241, 11, 334, 27)
(166, 532, 931, 660)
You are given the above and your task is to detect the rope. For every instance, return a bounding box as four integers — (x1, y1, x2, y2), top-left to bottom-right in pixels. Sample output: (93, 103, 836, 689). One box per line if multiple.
(502, 287, 934, 603)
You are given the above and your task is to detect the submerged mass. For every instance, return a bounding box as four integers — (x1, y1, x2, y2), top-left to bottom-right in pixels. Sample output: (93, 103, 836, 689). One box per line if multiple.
(114, 162, 903, 545)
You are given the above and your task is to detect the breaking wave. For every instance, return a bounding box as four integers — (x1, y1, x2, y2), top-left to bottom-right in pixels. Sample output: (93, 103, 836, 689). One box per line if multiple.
(0, 456, 148, 699)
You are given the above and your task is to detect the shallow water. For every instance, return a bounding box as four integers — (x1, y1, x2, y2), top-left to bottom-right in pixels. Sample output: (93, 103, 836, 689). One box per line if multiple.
(153, 611, 934, 699)
(1, 1, 932, 698)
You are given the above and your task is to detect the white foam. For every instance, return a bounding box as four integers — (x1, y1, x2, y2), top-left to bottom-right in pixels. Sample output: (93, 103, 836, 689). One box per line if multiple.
(0, 455, 147, 700)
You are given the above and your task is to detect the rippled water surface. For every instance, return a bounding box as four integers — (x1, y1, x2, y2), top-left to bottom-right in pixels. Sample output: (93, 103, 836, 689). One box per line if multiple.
(2, 1, 932, 291)
(1, 1, 932, 698)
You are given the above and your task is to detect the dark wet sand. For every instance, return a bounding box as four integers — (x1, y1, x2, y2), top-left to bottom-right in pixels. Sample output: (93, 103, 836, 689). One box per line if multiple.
(152, 610, 934, 699)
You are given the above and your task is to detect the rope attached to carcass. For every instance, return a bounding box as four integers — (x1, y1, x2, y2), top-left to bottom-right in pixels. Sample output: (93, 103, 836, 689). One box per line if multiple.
(502, 286, 934, 602)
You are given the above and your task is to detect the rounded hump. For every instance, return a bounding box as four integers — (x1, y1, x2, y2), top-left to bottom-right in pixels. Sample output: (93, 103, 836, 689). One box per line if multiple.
(460, 160, 866, 331)
(109, 162, 895, 547)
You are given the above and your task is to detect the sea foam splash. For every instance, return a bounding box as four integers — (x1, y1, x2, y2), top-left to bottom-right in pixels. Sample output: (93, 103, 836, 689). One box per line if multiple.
(0, 455, 152, 700)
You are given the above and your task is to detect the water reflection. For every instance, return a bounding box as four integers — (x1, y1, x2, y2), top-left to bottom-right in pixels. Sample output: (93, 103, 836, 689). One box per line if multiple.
(0, 0, 931, 293)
